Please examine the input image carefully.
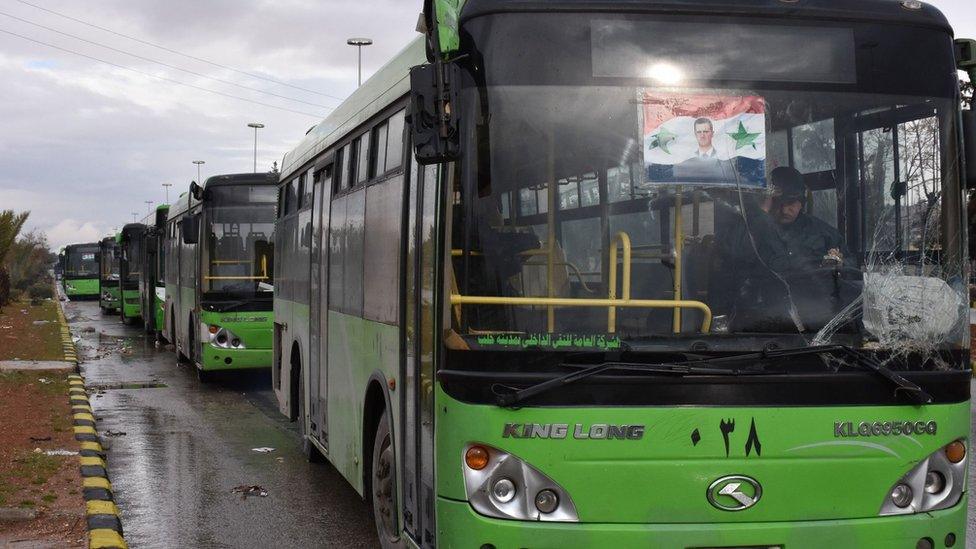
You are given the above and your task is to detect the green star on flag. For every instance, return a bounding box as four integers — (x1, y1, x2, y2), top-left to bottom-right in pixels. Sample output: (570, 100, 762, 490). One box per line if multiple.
(649, 126, 677, 154)
(727, 121, 760, 151)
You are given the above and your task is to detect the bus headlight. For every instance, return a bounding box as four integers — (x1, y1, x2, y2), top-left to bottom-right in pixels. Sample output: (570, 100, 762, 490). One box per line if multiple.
(879, 439, 967, 515)
(461, 443, 578, 522)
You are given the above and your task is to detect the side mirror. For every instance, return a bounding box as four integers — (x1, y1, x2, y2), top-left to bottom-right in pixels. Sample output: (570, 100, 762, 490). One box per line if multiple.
(181, 215, 200, 245)
(963, 109, 976, 189)
(189, 181, 204, 201)
(408, 61, 461, 165)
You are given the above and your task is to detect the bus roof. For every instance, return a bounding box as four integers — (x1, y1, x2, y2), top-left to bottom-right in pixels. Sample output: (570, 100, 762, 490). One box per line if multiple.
(280, 37, 425, 180)
(64, 242, 99, 251)
(202, 172, 278, 189)
(460, 0, 951, 31)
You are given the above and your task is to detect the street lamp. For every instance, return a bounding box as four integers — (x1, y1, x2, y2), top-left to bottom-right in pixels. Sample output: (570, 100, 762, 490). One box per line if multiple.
(192, 160, 205, 185)
(347, 38, 373, 87)
(247, 123, 264, 173)
(162, 183, 173, 204)
(144, 201, 153, 215)
(131, 212, 138, 223)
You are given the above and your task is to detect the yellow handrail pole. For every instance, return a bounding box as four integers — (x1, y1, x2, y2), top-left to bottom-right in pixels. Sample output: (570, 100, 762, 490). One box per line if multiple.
(451, 294, 712, 333)
(692, 190, 701, 238)
(546, 134, 557, 332)
(673, 187, 683, 333)
(608, 237, 618, 332)
(607, 231, 633, 333)
(261, 255, 268, 279)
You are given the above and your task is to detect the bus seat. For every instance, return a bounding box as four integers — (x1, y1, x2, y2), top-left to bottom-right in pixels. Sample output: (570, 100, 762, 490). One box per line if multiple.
(520, 241, 571, 298)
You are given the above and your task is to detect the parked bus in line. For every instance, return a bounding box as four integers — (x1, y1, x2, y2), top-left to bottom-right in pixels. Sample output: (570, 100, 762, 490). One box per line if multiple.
(273, 1, 976, 547)
(162, 174, 277, 381)
(98, 236, 121, 313)
(61, 242, 100, 299)
(118, 224, 146, 325)
(139, 205, 169, 341)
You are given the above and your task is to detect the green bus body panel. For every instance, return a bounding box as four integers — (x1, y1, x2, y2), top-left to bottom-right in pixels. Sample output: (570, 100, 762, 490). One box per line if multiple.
(153, 291, 165, 334)
(121, 289, 141, 320)
(99, 285, 120, 311)
(437, 496, 966, 548)
(197, 309, 273, 371)
(435, 387, 969, 524)
(326, 311, 400, 495)
(64, 278, 99, 297)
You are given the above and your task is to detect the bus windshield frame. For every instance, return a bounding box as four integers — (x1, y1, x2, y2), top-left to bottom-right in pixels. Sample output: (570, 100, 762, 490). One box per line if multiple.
(64, 245, 99, 279)
(448, 12, 967, 366)
(201, 185, 276, 303)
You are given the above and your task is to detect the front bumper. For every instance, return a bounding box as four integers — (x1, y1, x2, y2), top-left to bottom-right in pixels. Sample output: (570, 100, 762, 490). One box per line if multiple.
(199, 345, 271, 371)
(437, 495, 967, 549)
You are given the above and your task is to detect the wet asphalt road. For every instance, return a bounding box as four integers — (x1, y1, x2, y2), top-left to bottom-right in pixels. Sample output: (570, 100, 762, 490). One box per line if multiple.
(65, 300, 378, 549)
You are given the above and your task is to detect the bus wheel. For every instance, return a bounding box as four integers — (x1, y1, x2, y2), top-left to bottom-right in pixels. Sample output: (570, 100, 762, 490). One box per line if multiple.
(196, 367, 212, 383)
(370, 411, 402, 548)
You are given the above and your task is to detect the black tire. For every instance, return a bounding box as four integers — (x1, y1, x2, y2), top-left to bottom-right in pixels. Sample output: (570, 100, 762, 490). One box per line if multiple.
(369, 410, 402, 549)
(196, 366, 212, 383)
(298, 371, 324, 463)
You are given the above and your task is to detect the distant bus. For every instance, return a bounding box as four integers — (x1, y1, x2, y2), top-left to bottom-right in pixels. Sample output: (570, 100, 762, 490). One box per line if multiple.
(140, 205, 169, 340)
(118, 224, 146, 325)
(61, 242, 100, 299)
(163, 174, 277, 381)
(98, 236, 121, 313)
(273, 1, 975, 547)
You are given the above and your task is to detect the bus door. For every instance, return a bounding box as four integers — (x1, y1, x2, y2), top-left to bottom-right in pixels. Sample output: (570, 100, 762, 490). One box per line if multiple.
(845, 103, 945, 258)
(401, 159, 440, 548)
(310, 163, 334, 448)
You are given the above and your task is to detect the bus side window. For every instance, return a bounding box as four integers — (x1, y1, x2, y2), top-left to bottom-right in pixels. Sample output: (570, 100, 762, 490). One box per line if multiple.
(356, 133, 370, 186)
(371, 121, 389, 179)
(285, 179, 298, 215)
(385, 109, 405, 172)
(296, 173, 306, 210)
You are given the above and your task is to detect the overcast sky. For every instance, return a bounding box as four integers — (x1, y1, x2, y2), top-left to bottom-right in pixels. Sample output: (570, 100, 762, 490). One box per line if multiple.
(0, 0, 974, 250)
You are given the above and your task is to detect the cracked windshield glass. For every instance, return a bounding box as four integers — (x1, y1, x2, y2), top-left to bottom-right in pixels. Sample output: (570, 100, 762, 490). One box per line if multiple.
(448, 14, 968, 365)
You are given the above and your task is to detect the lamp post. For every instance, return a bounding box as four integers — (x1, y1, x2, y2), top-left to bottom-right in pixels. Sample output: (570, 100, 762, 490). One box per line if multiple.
(247, 123, 264, 173)
(162, 183, 173, 204)
(347, 38, 373, 87)
(192, 160, 205, 185)
(131, 212, 138, 223)
(144, 201, 153, 215)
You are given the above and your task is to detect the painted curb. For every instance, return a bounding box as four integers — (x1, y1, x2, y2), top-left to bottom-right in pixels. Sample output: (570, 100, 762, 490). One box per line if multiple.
(68, 374, 127, 549)
(55, 300, 78, 365)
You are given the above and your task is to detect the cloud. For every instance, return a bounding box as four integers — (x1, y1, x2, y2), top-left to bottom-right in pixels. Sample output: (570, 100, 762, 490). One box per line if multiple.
(45, 219, 110, 250)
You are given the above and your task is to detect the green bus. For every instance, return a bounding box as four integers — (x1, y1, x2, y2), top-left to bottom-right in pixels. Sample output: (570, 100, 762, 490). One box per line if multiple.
(273, 1, 976, 547)
(163, 174, 277, 381)
(118, 223, 146, 325)
(140, 205, 169, 341)
(98, 236, 121, 313)
(61, 242, 100, 299)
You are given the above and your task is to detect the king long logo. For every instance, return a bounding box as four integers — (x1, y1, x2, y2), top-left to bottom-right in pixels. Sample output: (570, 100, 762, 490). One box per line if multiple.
(502, 423, 645, 440)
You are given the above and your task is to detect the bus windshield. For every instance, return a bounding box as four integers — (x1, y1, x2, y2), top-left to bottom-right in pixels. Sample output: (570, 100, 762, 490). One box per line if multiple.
(100, 244, 119, 281)
(124, 236, 143, 284)
(66, 246, 98, 278)
(203, 185, 276, 297)
(451, 13, 967, 360)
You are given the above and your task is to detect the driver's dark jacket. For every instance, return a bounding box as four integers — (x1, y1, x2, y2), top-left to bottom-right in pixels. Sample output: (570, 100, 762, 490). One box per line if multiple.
(715, 204, 854, 331)
(723, 205, 849, 274)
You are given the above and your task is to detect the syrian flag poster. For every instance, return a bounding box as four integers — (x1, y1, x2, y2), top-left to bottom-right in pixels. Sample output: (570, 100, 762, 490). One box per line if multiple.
(642, 92, 767, 188)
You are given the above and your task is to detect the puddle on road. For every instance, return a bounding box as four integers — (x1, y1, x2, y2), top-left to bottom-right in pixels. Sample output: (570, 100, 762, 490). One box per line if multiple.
(88, 381, 168, 391)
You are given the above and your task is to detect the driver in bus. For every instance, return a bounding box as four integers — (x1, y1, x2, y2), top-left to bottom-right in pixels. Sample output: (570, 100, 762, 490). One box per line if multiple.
(762, 166, 848, 271)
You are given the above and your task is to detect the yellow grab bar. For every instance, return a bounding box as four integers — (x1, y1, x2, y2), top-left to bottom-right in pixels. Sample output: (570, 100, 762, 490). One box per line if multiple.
(608, 231, 632, 333)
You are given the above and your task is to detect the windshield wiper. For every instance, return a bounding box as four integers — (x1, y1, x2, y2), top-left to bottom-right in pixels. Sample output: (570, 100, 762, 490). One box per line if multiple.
(697, 344, 932, 405)
(493, 361, 758, 408)
(493, 345, 932, 407)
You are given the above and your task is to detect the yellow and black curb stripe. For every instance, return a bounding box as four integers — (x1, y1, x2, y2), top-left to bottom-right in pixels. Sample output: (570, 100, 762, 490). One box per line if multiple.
(68, 374, 128, 549)
(56, 300, 78, 365)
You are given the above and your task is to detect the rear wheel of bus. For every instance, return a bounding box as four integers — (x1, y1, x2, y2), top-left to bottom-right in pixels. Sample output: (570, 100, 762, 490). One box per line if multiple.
(369, 410, 402, 549)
